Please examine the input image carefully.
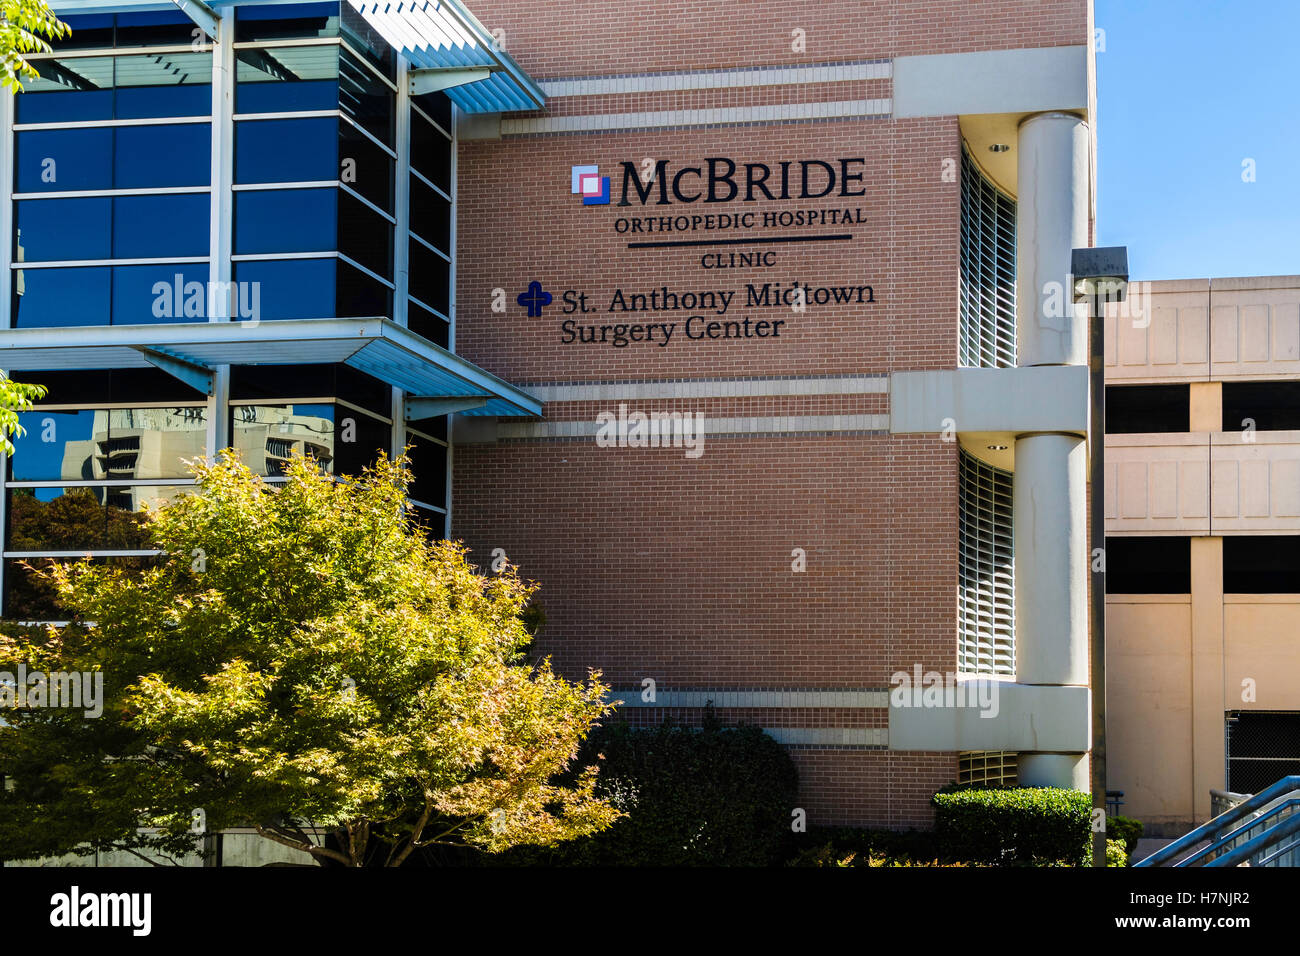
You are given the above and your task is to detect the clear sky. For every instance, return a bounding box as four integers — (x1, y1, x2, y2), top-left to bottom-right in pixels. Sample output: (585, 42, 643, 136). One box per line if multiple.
(1094, 0, 1300, 281)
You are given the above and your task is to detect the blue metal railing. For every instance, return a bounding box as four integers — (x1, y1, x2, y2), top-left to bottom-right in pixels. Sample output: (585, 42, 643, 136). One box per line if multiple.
(1135, 775, 1300, 867)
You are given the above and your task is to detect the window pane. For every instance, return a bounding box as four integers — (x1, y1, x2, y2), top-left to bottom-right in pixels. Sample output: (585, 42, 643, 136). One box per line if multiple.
(113, 52, 212, 119)
(1105, 384, 1189, 433)
(114, 124, 211, 188)
(337, 258, 391, 318)
(234, 258, 336, 319)
(235, 188, 337, 255)
(4, 556, 160, 621)
(232, 403, 335, 475)
(235, 44, 340, 114)
(234, 2, 340, 42)
(15, 56, 114, 123)
(410, 176, 450, 252)
(334, 408, 390, 476)
(48, 14, 115, 51)
(11, 409, 101, 480)
(15, 128, 112, 193)
(1223, 382, 1300, 432)
(113, 194, 209, 258)
(104, 407, 208, 477)
(340, 3, 395, 81)
(7, 485, 189, 551)
(235, 117, 337, 184)
(12, 266, 111, 328)
(15, 197, 112, 262)
(112, 264, 210, 324)
(1224, 535, 1300, 593)
(405, 431, 446, 507)
(412, 91, 452, 139)
(408, 298, 449, 347)
(410, 111, 451, 190)
(114, 10, 203, 48)
(339, 122, 393, 211)
(339, 49, 392, 145)
(408, 239, 449, 314)
(338, 189, 391, 277)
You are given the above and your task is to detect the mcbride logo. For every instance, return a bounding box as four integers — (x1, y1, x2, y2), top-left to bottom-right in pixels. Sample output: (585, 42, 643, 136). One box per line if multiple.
(612, 157, 867, 206)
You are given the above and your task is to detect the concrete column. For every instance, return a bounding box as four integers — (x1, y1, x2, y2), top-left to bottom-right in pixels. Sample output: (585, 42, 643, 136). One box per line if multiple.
(1012, 110, 1092, 789)
(1016, 111, 1091, 367)
(1190, 536, 1225, 821)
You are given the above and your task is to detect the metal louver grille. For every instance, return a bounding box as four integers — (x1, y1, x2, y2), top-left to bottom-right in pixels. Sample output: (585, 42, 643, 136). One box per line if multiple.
(959, 449, 1015, 675)
(958, 751, 1018, 787)
(958, 145, 1017, 368)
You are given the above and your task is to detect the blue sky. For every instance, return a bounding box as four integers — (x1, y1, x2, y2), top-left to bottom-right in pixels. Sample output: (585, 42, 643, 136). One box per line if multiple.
(1095, 0, 1300, 280)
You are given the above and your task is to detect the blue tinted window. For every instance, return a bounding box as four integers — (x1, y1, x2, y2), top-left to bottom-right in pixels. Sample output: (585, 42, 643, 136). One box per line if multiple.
(15, 128, 112, 192)
(235, 117, 336, 183)
(235, 258, 337, 319)
(235, 45, 339, 113)
(10, 410, 99, 480)
(235, 188, 337, 255)
(339, 50, 392, 145)
(17, 53, 210, 123)
(15, 198, 112, 261)
(114, 124, 210, 188)
(49, 14, 114, 50)
(234, 2, 339, 42)
(12, 266, 111, 328)
(114, 264, 211, 324)
(115, 10, 201, 47)
(113, 194, 209, 258)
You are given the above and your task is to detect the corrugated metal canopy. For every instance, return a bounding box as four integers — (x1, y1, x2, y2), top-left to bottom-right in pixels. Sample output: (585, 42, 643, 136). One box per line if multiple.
(0, 318, 541, 417)
(348, 0, 545, 112)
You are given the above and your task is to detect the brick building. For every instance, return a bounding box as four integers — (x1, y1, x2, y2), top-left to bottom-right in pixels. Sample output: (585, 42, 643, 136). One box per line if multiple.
(2, 0, 1103, 833)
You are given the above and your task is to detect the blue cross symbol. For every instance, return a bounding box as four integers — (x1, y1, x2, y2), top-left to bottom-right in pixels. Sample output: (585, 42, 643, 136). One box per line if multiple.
(517, 281, 553, 317)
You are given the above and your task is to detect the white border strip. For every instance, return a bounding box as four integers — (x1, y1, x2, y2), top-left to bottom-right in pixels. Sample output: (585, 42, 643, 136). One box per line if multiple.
(540, 60, 891, 98)
(501, 99, 891, 135)
(522, 375, 888, 403)
(497, 413, 887, 439)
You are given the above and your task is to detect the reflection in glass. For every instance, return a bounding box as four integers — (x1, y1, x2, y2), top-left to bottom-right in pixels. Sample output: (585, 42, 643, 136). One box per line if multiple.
(7, 484, 189, 551)
(10, 406, 207, 480)
(235, 44, 340, 113)
(234, 2, 339, 43)
(339, 49, 392, 145)
(231, 403, 335, 475)
(3, 556, 160, 621)
(16, 52, 212, 123)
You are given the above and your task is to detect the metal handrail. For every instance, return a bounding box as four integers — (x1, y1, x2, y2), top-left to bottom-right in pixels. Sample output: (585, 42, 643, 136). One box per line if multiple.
(1206, 813, 1300, 868)
(1134, 775, 1300, 867)
(1255, 832, 1300, 868)
(1175, 796, 1300, 867)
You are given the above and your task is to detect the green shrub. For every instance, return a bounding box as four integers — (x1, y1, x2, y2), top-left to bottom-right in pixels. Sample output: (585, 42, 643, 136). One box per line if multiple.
(1106, 839, 1129, 867)
(931, 786, 1092, 866)
(790, 825, 942, 865)
(1107, 815, 1144, 856)
(488, 718, 799, 866)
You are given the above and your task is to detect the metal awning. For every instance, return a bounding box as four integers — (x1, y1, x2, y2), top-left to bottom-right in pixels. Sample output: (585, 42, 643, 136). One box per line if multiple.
(348, 0, 545, 112)
(0, 318, 541, 418)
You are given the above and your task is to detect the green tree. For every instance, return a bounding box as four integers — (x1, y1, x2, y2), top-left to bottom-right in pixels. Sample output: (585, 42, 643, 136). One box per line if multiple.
(0, 452, 619, 866)
(0, 373, 47, 454)
(1, 0, 68, 93)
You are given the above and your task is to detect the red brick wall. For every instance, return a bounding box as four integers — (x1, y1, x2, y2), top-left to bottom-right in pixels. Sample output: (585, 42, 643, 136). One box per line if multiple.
(450, 0, 1090, 828)
(466, 0, 1087, 79)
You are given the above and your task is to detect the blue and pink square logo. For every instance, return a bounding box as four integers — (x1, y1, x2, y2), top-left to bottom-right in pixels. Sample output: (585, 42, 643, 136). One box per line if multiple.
(571, 164, 610, 205)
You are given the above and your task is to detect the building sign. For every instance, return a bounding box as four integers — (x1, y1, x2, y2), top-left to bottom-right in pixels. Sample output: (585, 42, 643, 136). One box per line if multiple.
(526, 155, 879, 347)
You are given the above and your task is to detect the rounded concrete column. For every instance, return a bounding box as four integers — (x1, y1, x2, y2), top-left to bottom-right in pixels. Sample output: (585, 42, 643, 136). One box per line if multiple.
(1016, 111, 1090, 367)
(1014, 433, 1088, 686)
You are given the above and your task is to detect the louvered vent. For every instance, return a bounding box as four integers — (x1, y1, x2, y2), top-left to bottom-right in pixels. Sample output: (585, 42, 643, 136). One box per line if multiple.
(959, 448, 1015, 675)
(959, 145, 1017, 368)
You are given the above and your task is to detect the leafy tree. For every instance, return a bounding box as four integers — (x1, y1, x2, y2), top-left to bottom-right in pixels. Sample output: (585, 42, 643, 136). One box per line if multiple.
(1, 0, 68, 93)
(0, 452, 619, 866)
(0, 374, 47, 454)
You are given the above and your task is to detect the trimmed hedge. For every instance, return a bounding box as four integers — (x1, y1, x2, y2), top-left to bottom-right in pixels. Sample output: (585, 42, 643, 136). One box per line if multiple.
(483, 718, 799, 867)
(1107, 815, 1144, 856)
(932, 786, 1092, 865)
